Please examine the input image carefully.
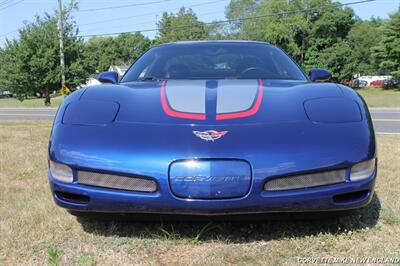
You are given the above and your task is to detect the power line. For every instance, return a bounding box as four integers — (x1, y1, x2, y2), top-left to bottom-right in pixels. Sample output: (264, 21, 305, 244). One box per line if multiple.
(0, 0, 228, 38)
(0, 0, 376, 39)
(0, 0, 23, 11)
(78, 0, 376, 37)
(0, 0, 15, 7)
(78, 0, 228, 27)
(75, 0, 173, 13)
(80, 9, 226, 34)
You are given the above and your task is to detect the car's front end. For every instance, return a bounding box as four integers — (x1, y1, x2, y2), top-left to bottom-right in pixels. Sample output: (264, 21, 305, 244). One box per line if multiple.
(48, 41, 377, 217)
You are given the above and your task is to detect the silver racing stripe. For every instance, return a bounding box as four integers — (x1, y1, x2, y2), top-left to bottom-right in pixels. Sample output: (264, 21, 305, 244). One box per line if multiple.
(165, 80, 206, 114)
(217, 79, 259, 114)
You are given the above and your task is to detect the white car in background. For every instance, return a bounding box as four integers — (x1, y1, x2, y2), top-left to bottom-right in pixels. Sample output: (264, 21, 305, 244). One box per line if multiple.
(0, 91, 13, 98)
(358, 75, 393, 86)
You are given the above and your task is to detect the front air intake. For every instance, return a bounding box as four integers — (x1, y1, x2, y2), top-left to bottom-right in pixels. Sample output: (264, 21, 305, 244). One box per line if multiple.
(77, 170, 157, 192)
(264, 169, 346, 191)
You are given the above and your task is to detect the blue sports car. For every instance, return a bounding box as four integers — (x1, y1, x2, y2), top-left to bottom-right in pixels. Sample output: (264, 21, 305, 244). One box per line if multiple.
(48, 41, 377, 218)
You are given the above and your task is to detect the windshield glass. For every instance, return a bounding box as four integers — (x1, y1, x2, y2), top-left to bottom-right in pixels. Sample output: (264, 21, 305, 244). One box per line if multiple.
(121, 42, 307, 82)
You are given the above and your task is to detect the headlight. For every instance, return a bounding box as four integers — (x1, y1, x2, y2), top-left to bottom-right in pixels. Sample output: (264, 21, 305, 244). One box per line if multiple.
(49, 161, 73, 183)
(350, 159, 376, 181)
(62, 100, 119, 125)
(303, 98, 362, 123)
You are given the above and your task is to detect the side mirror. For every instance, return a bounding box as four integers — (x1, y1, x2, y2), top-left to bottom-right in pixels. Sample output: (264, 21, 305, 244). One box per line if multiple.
(309, 68, 331, 82)
(97, 71, 119, 84)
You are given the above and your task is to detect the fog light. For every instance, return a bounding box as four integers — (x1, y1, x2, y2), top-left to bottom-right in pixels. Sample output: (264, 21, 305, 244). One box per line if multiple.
(350, 159, 376, 181)
(77, 171, 157, 192)
(49, 161, 73, 183)
(264, 169, 346, 191)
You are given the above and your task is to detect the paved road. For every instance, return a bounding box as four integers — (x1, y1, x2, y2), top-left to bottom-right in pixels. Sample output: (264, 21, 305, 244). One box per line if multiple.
(369, 108, 400, 135)
(0, 107, 399, 135)
(0, 108, 57, 120)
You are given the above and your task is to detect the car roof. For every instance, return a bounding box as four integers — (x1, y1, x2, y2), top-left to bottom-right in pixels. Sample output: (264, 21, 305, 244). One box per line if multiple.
(157, 40, 271, 47)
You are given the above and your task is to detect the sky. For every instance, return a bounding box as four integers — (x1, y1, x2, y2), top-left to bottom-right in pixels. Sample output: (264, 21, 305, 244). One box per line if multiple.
(0, 0, 399, 46)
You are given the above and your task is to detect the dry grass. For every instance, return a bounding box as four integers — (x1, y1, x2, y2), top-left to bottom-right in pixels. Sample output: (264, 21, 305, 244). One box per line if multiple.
(0, 121, 399, 265)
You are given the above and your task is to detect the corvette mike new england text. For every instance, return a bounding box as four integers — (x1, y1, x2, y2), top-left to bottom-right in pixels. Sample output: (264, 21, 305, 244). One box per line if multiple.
(297, 256, 400, 264)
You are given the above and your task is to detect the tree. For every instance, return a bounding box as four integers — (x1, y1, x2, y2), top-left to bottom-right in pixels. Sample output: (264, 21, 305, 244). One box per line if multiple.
(0, 3, 90, 104)
(306, 41, 353, 81)
(225, 0, 259, 38)
(372, 11, 400, 79)
(224, 0, 359, 80)
(0, 39, 32, 99)
(347, 19, 383, 75)
(303, 3, 356, 81)
(0, 50, 5, 92)
(83, 32, 151, 72)
(225, 0, 353, 65)
(156, 7, 209, 43)
(248, 0, 322, 63)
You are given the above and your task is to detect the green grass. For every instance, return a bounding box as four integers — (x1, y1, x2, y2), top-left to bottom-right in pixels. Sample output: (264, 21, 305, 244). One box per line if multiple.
(0, 96, 63, 108)
(47, 246, 61, 266)
(78, 254, 95, 266)
(0, 121, 399, 265)
(356, 87, 400, 108)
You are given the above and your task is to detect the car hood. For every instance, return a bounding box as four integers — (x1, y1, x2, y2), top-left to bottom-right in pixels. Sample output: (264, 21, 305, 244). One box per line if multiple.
(50, 80, 375, 177)
(71, 79, 354, 126)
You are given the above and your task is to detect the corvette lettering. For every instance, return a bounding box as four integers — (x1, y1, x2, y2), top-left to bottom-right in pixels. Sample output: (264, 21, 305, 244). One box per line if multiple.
(174, 176, 245, 182)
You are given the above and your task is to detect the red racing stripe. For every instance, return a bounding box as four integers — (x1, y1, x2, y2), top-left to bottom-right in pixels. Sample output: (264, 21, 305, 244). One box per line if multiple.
(160, 80, 206, 120)
(216, 79, 263, 120)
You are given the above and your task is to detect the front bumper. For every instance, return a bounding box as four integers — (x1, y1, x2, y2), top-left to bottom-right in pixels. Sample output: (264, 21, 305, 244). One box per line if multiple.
(49, 171, 376, 215)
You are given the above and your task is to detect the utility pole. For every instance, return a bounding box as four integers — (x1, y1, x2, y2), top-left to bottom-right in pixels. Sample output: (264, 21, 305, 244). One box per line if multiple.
(57, 0, 65, 89)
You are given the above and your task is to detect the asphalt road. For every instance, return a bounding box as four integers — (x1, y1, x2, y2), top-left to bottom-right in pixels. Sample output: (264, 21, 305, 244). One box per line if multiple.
(0, 107, 399, 135)
(369, 108, 400, 135)
(0, 108, 57, 120)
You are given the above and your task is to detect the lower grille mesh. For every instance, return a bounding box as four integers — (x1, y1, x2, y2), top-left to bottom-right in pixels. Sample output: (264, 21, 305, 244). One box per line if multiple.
(264, 169, 346, 191)
(77, 170, 157, 192)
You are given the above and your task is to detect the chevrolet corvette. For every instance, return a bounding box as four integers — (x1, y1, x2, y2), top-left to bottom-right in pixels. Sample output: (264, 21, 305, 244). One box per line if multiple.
(48, 41, 377, 217)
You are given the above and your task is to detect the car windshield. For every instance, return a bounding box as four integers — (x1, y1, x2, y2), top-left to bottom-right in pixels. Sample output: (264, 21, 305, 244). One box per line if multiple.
(120, 42, 307, 82)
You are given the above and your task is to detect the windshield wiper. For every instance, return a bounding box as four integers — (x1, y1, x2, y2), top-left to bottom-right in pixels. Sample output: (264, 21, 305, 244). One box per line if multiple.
(139, 76, 162, 81)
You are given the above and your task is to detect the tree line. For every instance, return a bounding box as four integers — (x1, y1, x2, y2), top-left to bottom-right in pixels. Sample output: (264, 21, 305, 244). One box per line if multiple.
(0, 0, 399, 104)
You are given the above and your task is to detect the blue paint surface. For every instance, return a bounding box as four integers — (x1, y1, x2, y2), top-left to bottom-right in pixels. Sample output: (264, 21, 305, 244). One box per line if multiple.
(48, 42, 377, 215)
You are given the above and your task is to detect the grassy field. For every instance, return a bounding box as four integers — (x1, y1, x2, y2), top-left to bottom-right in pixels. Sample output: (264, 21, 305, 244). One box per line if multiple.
(0, 87, 399, 109)
(356, 87, 400, 108)
(0, 121, 399, 265)
(0, 96, 64, 108)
